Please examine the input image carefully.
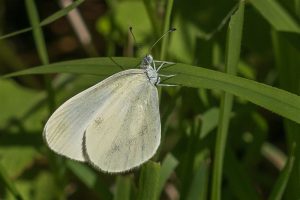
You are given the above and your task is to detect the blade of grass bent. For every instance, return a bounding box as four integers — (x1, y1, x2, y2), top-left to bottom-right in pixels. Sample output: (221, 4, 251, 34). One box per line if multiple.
(2, 57, 300, 124)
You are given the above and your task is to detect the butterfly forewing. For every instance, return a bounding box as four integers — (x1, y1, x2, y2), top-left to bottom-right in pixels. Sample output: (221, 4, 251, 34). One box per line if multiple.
(83, 74, 161, 173)
(43, 69, 147, 161)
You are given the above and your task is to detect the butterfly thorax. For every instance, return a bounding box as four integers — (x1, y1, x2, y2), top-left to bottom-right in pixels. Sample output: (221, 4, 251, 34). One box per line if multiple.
(141, 54, 160, 85)
(145, 66, 160, 85)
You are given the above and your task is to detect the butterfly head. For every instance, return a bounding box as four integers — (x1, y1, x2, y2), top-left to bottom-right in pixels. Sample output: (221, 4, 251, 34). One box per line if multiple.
(141, 54, 153, 68)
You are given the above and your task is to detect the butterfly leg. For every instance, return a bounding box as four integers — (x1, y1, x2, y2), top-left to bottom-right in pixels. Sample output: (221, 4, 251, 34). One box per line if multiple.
(158, 74, 177, 86)
(152, 60, 157, 70)
(154, 60, 175, 65)
(159, 74, 176, 78)
(157, 83, 178, 87)
(155, 61, 175, 72)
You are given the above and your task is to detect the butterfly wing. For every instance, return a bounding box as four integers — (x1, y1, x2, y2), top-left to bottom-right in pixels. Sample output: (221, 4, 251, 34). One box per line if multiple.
(43, 69, 146, 161)
(83, 74, 161, 173)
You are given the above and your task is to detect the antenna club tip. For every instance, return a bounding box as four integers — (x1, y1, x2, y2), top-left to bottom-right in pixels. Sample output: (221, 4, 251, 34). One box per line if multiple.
(170, 28, 176, 32)
(129, 26, 133, 30)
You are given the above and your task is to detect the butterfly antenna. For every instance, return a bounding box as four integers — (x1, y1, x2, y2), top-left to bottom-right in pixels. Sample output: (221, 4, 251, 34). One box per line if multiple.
(149, 28, 176, 53)
(129, 27, 137, 44)
(129, 26, 144, 55)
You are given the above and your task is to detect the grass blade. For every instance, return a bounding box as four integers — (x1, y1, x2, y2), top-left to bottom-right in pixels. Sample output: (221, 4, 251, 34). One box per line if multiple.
(272, 28, 300, 199)
(186, 158, 210, 200)
(0, 163, 23, 200)
(142, 0, 160, 38)
(212, 92, 234, 200)
(250, 0, 300, 33)
(211, 1, 245, 199)
(2, 56, 300, 124)
(67, 161, 112, 200)
(114, 176, 131, 200)
(25, 0, 49, 65)
(0, 0, 84, 40)
(0, 27, 33, 40)
(200, 107, 220, 139)
(269, 144, 296, 200)
(41, 0, 84, 25)
(158, 154, 179, 196)
(137, 161, 160, 200)
(160, 0, 174, 60)
(25, 0, 56, 112)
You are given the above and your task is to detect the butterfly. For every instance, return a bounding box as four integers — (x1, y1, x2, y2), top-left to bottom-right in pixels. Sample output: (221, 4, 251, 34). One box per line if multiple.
(43, 52, 175, 173)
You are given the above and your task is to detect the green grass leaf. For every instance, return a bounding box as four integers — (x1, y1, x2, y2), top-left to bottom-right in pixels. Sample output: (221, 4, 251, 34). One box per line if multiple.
(158, 154, 178, 196)
(0, 163, 23, 200)
(269, 144, 296, 200)
(25, 0, 56, 112)
(66, 161, 112, 200)
(200, 107, 219, 138)
(2, 56, 300, 124)
(41, 0, 84, 25)
(186, 158, 210, 200)
(249, 0, 300, 33)
(272, 28, 300, 199)
(0, 0, 84, 40)
(137, 161, 160, 200)
(160, 0, 174, 60)
(114, 176, 131, 200)
(211, 1, 245, 199)
(25, 0, 49, 64)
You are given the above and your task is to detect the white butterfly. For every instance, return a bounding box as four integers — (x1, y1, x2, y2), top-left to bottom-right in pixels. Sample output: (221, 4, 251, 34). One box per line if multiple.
(43, 54, 174, 173)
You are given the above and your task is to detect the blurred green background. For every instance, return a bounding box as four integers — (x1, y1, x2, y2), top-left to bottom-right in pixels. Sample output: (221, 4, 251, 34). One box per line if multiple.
(0, 0, 299, 199)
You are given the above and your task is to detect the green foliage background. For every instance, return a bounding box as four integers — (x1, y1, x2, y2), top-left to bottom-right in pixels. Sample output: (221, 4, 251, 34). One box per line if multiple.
(0, 0, 299, 199)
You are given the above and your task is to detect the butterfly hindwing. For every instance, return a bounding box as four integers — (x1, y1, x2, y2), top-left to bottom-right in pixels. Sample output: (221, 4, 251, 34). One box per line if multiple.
(83, 74, 161, 172)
